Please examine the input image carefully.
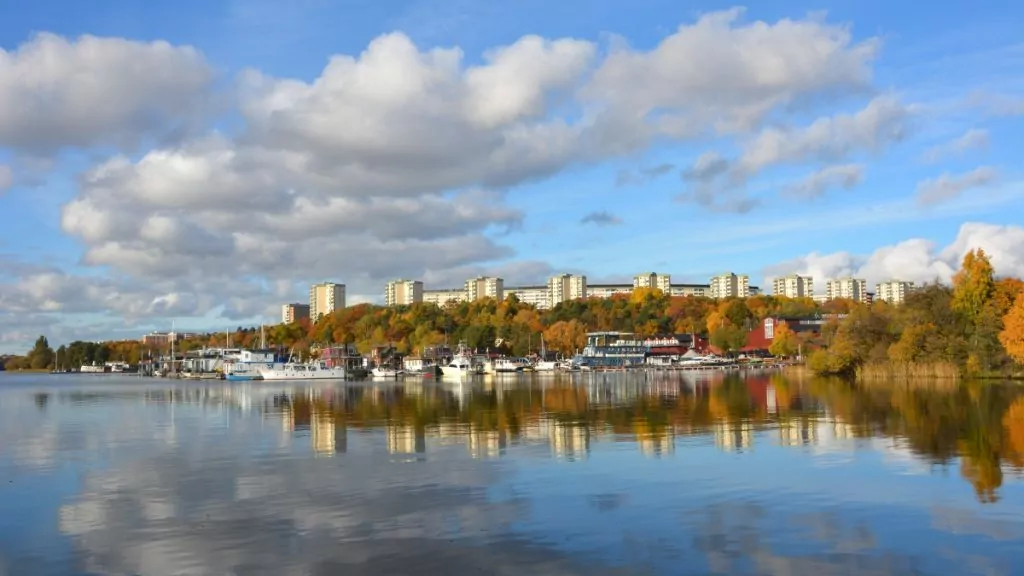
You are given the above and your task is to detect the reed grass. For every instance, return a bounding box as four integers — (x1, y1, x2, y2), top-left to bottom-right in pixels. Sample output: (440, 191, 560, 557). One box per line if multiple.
(856, 361, 961, 382)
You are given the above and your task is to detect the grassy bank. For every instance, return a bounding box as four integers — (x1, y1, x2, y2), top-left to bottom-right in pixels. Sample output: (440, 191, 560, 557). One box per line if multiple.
(856, 362, 961, 381)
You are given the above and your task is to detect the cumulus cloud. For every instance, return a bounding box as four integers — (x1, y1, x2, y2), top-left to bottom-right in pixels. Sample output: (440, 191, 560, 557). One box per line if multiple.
(783, 164, 864, 199)
(922, 128, 989, 162)
(915, 166, 997, 206)
(763, 221, 1024, 288)
(2, 12, 900, 343)
(579, 211, 623, 227)
(0, 33, 214, 153)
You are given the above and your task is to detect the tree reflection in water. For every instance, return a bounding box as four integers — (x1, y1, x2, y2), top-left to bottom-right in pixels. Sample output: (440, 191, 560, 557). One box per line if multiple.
(261, 372, 1024, 503)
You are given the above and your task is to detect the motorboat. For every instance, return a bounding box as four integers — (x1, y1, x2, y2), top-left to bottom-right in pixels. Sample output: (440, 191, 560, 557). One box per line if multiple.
(493, 357, 524, 373)
(258, 361, 346, 381)
(371, 366, 404, 378)
(440, 343, 483, 378)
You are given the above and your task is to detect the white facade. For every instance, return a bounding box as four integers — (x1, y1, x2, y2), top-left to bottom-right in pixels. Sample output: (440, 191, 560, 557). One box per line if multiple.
(669, 284, 709, 297)
(772, 275, 814, 299)
(423, 289, 467, 307)
(875, 280, 915, 304)
(825, 277, 868, 303)
(709, 273, 750, 299)
(547, 274, 587, 307)
(587, 284, 634, 299)
(309, 282, 345, 320)
(465, 276, 504, 302)
(385, 279, 424, 306)
(506, 285, 549, 309)
(633, 272, 671, 293)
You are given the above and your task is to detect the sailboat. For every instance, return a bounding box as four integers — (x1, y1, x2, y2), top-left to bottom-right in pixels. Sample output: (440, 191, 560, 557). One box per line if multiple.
(535, 334, 557, 371)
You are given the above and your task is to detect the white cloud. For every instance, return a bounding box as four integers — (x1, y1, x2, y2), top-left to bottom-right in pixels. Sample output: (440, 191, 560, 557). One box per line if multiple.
(922, 128, 989, 162)
(783, 164, 864, 199)
(764, 221, 1024, 288)
(584, 8, 879, 138)
(0, 33, 213, 153)
(915, 166, 997, 206)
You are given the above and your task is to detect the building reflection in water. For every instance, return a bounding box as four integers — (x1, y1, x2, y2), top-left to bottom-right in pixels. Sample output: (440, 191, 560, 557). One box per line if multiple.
(550, 421, 590, 462)
(387, 425, 425, 455)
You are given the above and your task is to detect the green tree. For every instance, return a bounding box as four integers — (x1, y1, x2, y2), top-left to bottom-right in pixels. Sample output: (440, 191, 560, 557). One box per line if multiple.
(710, 325, 747, 356)
(28, 336, 55, 370)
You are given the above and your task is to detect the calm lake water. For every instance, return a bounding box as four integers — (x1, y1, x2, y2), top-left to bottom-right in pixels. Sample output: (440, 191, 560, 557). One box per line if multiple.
(1, 370, 1023, 575)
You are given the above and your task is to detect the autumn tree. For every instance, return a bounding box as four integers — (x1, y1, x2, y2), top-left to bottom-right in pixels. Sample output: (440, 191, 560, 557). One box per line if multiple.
(768, 321, 798, 357)
(999, 292, 1024, 365)
(710, 324, 747, 356)
(952, 248, 996, 322)
(543, 320, 587, 356)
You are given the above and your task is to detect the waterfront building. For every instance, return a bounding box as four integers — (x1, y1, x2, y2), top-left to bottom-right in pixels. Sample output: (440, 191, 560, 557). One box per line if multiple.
(825, 277, 868, 303)
(547, 274, 587, 307)
(423, 288, 467, 306)
(876, 280, 915, 304)
(506, 285, 549, 309)
(772, 275, 814, 299)
(633, 272, 671, 293)
(281, 303, 310, 324)
(465, 276, 504, 302)
(385, 279, 424, 306)
(709, 273, 750, 299)
(309, 282, 345, 320)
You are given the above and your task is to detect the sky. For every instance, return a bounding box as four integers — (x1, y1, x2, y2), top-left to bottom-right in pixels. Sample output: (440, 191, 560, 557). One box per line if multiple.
(0, 0, 1023, 352)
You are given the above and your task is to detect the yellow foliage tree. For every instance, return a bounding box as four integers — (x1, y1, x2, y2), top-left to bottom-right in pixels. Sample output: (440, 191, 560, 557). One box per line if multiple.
(768, 321, 798, 357)
(999, 292, 1024, 365)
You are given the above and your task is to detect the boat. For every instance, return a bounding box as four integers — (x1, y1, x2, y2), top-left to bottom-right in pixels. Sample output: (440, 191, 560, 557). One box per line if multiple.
(371, 366, 404, 378)
(493, 357, 524, 373)
(79, 363, 106, 374)
(534, 360, 558, 372)
(258, 361, 346, 381)
(440, 342, 483, 378)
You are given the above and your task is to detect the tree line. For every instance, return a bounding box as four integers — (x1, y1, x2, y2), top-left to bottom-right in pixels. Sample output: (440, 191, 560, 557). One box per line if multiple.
(5, 249, 1023, 376)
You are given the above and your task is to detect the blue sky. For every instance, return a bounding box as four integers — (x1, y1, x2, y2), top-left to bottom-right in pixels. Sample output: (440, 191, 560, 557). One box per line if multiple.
(0, 0, 1023, 352)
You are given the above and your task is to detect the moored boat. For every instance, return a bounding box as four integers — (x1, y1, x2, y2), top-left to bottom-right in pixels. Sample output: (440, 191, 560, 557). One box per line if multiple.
(258, 361, 346, 381)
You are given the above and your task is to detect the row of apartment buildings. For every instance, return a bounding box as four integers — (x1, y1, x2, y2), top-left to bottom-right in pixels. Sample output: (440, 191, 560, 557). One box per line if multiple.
(279, 273, 919, 324)
(769, 275, 917, 305)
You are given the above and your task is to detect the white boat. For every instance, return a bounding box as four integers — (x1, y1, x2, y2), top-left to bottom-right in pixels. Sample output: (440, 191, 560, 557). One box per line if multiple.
(440, 343, 483, 378)
(258, 361, 346, 381)
(534, 360, 558, 372)
(493, 357, 524, 373)
(80, 363, 106, 373)
(371, 367, 404, 378)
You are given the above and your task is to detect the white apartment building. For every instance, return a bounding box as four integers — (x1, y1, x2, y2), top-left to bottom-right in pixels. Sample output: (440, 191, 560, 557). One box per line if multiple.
(633, 272, 671, 293)
(309, 282, 346, 320)
(385, 279, 424, 306)
(507, 286, 550, 309)
(465, 276, 504, 301)
(875, 280, 915, 304)
(587, 284, 634, 299)
(709, 273, 750, 299)
(281, 303, 310, 324)
(772, 275, 813, 299)
(670, 284, 708, 297)
(423, 289, 467, 307)
(547, 274, 587, 307)
(825, 277, 868, 303)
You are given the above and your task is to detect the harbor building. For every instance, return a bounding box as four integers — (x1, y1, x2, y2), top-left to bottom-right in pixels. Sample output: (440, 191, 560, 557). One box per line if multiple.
(281, 303, 310, 324)
(309, 282, 345, 320)
(385, 279, 424, 306)
(876, 280, 915, 304)
(709, 273, 750, 299)
(825, 277, 868, 303)
(506, 285, 549, 309)
(423, 288, 467, 306)
(465, 276, 504, 302)
(772, 275, 814, 299)
(633, 273, 671, 293)
(547, 274, 587, 307)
